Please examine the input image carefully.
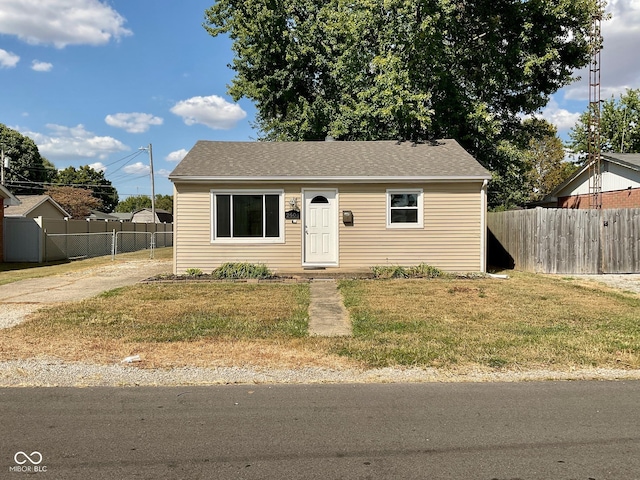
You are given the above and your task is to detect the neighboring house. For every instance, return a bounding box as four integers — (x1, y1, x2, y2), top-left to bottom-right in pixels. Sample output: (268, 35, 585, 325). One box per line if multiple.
(543, 153, 640, 209)
(131, 208, 173, 223)
(169, 140, 491, 275)
(1, 185, 20, 262)
(88, 210, 133, 222)
(4, 194, 70, 220)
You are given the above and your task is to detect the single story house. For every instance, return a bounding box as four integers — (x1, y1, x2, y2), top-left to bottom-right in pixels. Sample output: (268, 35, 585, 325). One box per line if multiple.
(1, 184, 20, 262)
(88, 210, 133, 222)
(169, 140, 491, 275)
(131, 208, 173, 224)
(543, 153, 640, 209)
(4, 194, 70, 220)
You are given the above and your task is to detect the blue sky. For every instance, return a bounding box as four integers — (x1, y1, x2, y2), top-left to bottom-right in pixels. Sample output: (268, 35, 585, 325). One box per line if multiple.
(1, 0, 639, 201)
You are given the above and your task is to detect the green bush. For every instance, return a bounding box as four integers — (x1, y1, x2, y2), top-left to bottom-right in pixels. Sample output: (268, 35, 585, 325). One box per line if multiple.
(185, 268, 203, 276)
(370, 265, 408, 279)
(370, 263, 444, 279)
(406, 263, 444, 278)
(212, 262, 273, 279)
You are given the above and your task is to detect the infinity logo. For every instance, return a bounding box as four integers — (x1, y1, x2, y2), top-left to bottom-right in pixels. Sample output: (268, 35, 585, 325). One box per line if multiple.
(14, 451, 43, 465)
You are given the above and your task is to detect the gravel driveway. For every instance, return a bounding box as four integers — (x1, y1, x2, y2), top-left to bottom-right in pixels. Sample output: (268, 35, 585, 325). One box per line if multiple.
(570, 274, 640, 294)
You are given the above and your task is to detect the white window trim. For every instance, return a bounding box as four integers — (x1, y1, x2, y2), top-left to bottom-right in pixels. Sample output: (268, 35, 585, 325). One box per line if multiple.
(386, 189, 424, 229)
(210, 189, 285, 244)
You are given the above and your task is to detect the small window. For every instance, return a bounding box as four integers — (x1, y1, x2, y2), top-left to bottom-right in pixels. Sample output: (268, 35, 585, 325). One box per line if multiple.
(387, 189, 423, 228)
(212, 190, 284, 243)
(311, 195, 329, 204)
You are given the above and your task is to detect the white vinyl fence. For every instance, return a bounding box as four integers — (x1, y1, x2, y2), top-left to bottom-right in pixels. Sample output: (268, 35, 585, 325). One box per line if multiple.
(4, 216, 173, 263)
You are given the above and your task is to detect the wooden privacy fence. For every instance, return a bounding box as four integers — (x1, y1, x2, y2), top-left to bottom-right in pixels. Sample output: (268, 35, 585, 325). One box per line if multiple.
(487, 207, 640, 274)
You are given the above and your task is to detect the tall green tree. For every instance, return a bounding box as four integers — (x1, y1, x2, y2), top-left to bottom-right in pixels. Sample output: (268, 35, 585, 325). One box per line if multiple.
(116, 194, 173, 213)
(54, 165, 119, 213)
(569, 88, 640, 158)
(0, 123, 56, 195)
(516, 118, 578, 202)
(205, 0, 599, 207)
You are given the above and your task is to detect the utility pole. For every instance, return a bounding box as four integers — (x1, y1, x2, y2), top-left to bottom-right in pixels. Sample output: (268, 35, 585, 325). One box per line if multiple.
(139, 144, 156, 223)
(1, 148, 9, 186)
(148, 143, 156, 223)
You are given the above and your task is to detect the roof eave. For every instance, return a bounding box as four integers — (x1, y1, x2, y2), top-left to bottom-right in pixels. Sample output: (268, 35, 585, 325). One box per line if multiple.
(169, 175, 492, 184)
(0, 185, 20, 206)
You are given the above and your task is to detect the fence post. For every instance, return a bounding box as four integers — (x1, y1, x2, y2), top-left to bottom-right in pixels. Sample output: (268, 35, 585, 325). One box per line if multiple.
(43, 228, 47, 263)
(150, 232, 156, 259)
(111, 229, 116, 261)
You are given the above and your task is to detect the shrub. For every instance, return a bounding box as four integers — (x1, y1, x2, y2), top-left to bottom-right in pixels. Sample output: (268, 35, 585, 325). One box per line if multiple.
(212, 262, 273, 279)
(406, 263, 444, 278)
(370, 263, 444, 279)
(185, 268, 203, 276)
(370, 265, 408, 279)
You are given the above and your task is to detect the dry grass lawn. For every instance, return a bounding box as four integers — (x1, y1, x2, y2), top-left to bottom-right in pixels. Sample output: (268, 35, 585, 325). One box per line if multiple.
(1, 269, 638, 372)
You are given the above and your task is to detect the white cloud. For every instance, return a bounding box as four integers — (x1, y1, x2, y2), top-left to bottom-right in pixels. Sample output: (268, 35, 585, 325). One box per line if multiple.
(123, 162, 150, 175)
(157, 168, 172, 177)
(165, 148, 188, 162)
(170, 95, 247, 130)
(31, 60, 53, 72)
(0, 0, 132, 48)
(89, 162, 107, 172)
(105, 112, 164, 134)
(535, 100, 581, 133)
(563, 0, 640, 102)
(0, 49, 20, 68)
(19, 124, 129, 160)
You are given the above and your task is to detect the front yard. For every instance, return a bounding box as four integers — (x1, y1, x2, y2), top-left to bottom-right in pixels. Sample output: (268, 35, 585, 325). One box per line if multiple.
(1, 268, 638, 373)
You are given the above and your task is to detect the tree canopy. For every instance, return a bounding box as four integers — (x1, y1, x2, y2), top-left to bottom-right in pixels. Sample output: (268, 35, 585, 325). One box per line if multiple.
(45, 186, 102, 219)
(569, 88, 640, 157)
(115, 194, 173, 214)
(53, 165, 119, 213)
(0, 123, 56, 195)
(205, 0, 599, 208)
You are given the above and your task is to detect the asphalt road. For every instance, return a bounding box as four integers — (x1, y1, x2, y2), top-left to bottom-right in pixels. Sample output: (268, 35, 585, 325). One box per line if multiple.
(2, 381, 639, 479)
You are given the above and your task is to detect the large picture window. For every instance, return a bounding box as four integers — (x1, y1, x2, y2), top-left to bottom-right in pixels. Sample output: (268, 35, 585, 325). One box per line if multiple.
(386, 189, 423, 228)
(212, 190, 284, 242)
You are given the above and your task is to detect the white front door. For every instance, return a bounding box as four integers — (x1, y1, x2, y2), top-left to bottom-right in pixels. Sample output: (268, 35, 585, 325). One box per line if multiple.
(303, 190, 338, 265)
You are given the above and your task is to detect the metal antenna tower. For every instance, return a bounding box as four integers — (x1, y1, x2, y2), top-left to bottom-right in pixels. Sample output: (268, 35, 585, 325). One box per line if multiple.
(587, 3, 604, 209)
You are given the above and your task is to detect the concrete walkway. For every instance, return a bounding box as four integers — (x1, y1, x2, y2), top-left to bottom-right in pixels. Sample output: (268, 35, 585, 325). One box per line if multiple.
(308, 279, 352, 336)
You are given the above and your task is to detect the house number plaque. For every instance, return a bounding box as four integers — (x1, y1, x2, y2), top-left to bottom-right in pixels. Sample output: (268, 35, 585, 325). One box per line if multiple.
(285, 209, 301, 220)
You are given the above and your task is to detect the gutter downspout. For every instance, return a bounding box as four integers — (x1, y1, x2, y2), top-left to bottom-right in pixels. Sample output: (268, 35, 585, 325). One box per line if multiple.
(480, 179, 488, 273)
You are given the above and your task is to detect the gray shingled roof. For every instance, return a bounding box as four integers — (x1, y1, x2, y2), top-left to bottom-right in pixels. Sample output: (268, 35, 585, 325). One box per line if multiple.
(169, 140, 491, 181)
(602, 153, 640, 170)
(4, 195, 69, 217)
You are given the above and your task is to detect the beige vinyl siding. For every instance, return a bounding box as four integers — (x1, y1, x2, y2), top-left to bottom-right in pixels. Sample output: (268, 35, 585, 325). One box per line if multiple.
(338, 183, 483, 272)
(173, 183, 303, 274)
(173, 181, 485, 274)
(32, 202, 66, 219)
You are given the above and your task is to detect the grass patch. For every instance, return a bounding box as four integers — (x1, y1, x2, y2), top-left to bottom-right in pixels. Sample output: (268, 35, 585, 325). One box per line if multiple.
(327, 272, 640, 370)
(20, 283, 309, 342)
(2, 267, 639, 372)
(1, 282, 318, 368)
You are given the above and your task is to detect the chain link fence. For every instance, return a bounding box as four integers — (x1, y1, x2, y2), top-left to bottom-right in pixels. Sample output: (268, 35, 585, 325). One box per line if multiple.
(45, 231, 173, 262)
